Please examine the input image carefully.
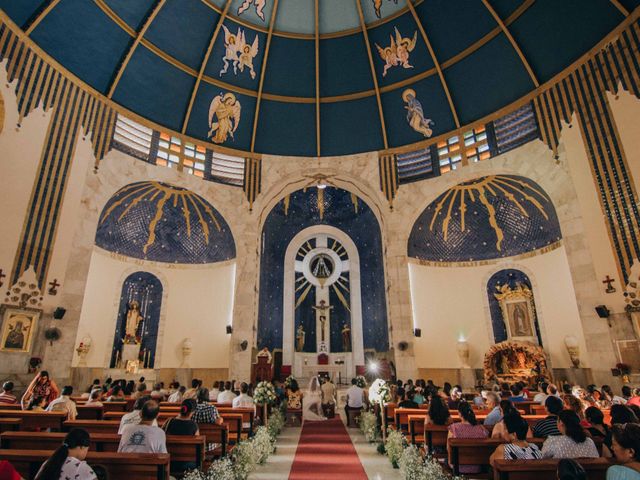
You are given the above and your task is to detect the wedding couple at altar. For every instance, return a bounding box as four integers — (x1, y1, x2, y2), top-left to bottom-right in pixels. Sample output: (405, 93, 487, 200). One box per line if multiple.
(302, 376, 336, 421)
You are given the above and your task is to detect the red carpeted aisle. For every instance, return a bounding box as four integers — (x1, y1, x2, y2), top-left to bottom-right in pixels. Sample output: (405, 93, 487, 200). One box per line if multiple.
(288, 418, 368, 479)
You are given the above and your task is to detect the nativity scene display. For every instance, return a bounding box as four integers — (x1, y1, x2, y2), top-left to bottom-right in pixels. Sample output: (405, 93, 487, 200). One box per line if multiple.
(484, 341, 551, 386)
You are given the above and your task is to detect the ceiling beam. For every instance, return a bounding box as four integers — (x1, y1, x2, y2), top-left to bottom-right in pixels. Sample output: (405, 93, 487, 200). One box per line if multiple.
(407, 0, 460, 128)
(481, 0, 539, 87)
(106, 0, 166, 99)
(181, 0, 233, 134)
(250, 0, 280, 153)
(25, 0, 62, 35)
(355, 0, 388, 150)
(315, 0, 321, 157)
(609, 0, 630, 16)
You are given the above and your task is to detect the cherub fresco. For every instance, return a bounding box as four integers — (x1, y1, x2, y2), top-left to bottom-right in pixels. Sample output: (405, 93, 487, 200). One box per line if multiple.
(237, 0, 266, 22)
(372, 0, 398, 19)
(402, 88, 434, 138)
(220, 25, 259, 80)
(375, 27, 417, 77)
(208, 92, 241, 144)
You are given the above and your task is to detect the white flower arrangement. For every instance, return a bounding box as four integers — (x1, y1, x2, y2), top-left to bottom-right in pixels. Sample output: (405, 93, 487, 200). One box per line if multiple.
(253, 380, 277, 406)
(384, 427, 406, 468)
(252, 426, 276, 464)
(283, 375, 296, 389)
(355, 375, 368, 388)
(267, 408, 285, 438)
(231, 439, 257, 480)
(358, 410, 379, 442)
(368, 378, 392, 405)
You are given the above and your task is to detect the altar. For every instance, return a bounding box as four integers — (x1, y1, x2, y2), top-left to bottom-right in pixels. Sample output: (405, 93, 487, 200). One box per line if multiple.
(301, 364, 343, 378)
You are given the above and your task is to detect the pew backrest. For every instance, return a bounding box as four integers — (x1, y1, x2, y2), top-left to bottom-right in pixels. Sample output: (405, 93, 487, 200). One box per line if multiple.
(423, 423, 450, 453)
(0, 410, 66, 431)
(0, 418, 21, 433)
(63, 420, 121, 434)
(0, 449, 170, 480)
(492, 458, 609, 480)
(447, 438, 544, 476)
(196, 423, 229, 458)
(77, 404, 103, 420)
(217, 408, 255, 436)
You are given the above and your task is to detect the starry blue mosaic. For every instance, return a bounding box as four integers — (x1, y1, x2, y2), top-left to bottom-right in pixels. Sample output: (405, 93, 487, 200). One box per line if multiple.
(95, 181, 236, 264)
(258, 187, 389, 352)
(408, 175, 562, 262)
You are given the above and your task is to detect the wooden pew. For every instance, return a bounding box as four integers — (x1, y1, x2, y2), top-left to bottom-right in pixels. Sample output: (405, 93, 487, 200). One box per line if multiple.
(216, 414, 243, 444)
(103, 411, 176, 423)
(0, 449, 170, 480)
(217, 408, 255, 437)
(1, 432, 206, 472)
(0, 418, 21, 433)
(77, 404, 103, 420)
(102, 401, 128, 412)
(408, 415, 425, 445)
(384, 403, 397, 426)
(0, 410, 66, 431)
(64, 420, 121, 434)
(0, 405, 21, 410)
(197, 423, 230, 459)
(492, 458, 610, 480)
(423, 424, 450, 455)
(448, 438, 545, 476)
(394, 408, 426, 433)
(531, 405, 546, 415)
(510, 402, 536, 415)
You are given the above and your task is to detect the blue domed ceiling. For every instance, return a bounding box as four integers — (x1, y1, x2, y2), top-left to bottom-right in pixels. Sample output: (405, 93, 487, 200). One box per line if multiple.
(96, 181, 235, 263)
(2, 0, 636, 157)
(408, 175, 561, 262)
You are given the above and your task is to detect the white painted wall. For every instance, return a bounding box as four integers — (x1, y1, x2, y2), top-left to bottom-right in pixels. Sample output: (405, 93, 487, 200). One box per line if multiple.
(408, 245, 589, 370)
(72, 248, 234, 369)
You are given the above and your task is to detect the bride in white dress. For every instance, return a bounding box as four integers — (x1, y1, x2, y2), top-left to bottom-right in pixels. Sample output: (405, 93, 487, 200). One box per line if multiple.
(303, 376, 327, 421)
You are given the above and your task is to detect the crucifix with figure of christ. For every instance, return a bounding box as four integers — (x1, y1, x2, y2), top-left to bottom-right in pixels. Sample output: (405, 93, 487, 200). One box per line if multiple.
(603, 275, 616, 293)
(312, 300, 334, 343)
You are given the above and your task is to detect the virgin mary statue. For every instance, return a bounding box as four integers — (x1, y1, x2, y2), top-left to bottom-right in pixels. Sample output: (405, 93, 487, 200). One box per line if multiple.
(303, 377, 327, 421)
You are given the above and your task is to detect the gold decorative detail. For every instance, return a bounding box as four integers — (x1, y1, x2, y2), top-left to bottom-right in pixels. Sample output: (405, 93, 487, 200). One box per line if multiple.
(375, 27, 417, 77)
(99, 182, 221, 255)
(494, 283, 537, 341)
(429, 175, 551, 251)
(208, 92, 241, 144)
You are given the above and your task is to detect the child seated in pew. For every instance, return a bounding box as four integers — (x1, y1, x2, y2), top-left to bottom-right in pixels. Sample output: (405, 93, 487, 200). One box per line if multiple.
(27, 396, 47, 411)
(162, 399, 199, 474)
(35, 428, 97, 480)
(489, 413, 542, 466)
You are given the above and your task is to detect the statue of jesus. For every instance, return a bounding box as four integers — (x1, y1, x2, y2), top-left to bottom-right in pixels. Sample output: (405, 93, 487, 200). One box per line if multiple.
(124, 301, 143, 343)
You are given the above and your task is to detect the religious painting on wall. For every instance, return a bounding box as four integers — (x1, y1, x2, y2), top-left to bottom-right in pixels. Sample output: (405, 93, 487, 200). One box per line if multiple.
(0, 305, 39, 352)
(494, 283, 537, 343)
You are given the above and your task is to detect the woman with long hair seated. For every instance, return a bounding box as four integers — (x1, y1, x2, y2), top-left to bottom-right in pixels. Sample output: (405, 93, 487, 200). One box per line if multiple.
(35, 428, 96, 480)
(448, 401, 488, 474)
(585, 406, 612, 456)
(490, 412, 542, 465)
(424, 395, 452, 426)
(541, 410, 599, 459)
(162, 399, 200, 474)
(607, 423, 640, 479)
(491, 400, 533, 440)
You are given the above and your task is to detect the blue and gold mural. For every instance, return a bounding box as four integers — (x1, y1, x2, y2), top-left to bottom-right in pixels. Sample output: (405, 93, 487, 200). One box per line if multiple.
(408, 175, 562, 263)
(96, 182, 236, 264)
(258, 186, 389, 353)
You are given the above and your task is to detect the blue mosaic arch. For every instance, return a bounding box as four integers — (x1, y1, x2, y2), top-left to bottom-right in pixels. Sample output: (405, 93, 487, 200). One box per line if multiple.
(487, 269, 542, 345)
(257, 186, 389, 353)
(96, 181, 236, 264)
(408, 175, 562, 263)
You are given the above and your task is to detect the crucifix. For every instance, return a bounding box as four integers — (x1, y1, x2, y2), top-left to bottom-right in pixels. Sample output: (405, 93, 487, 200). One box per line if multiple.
(603, 275, 616, 293)
(312, 300, 334, 343)
(48, 278, 61, 296)
(0, 269, 5, 288)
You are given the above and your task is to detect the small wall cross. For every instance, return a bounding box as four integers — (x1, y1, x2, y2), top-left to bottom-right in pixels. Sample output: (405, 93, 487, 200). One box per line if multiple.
(48, 278, 61, 295)
(603, 275, 616, 293)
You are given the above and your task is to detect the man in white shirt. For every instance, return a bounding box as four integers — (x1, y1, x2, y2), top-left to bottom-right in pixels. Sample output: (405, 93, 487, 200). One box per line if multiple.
(345, 378, 364, 420)
(232, 383, 255, 410)
(118, 396, 158, 434)
(217, 382, 237, 404)
(47, 386, 78, 420)
(118, 400, 167, 453)
(168, 386, 185, 403)
(209, 381, 221, 401)
(533, 381, 549, 404)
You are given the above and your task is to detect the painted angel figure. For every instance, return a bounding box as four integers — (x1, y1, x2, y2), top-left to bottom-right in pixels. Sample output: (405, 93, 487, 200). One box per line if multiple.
(237, 0, 266, 21)
(220, 25, 241, 77)
(238, 30, 259, 80)
(208, 92, 241, 144)
(375, 27, 417, 77)
(402, 88, 434, 138)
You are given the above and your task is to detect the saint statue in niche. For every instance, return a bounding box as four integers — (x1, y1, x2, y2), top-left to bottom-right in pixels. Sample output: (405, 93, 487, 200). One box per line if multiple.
(124, 301, 143, 344)
(295, 324, 305, 352)
(342, 323, 351, 352)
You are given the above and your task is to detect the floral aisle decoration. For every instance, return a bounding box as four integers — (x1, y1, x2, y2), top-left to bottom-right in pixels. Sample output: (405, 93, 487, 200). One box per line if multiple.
(355, 375, 368, 388)
(399, 447, 465, 480)
(267, 408, 285, 438)
(358, 410, 379, 442)
(254, 380, 277, 425)
(230, 439, 256, 480)
(252, 426, 276, 464)
(384, 427, 406, 468)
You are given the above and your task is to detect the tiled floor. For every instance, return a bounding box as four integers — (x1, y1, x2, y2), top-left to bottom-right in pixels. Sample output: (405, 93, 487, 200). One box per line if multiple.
(249, 415, 402, 480)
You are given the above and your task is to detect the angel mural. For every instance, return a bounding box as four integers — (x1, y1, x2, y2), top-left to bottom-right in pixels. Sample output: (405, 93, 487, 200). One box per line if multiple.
(375, 27, 417, 77)
(402, 88, 434, 138)
(372, 0, 398, 19)
(220, 26, 259, 80)
(238, 0, 266, 21)
(208, 92, 241, 144)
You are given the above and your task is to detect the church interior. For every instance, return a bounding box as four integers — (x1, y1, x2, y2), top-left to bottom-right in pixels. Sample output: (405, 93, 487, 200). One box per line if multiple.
(1, 0, 640, 479)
